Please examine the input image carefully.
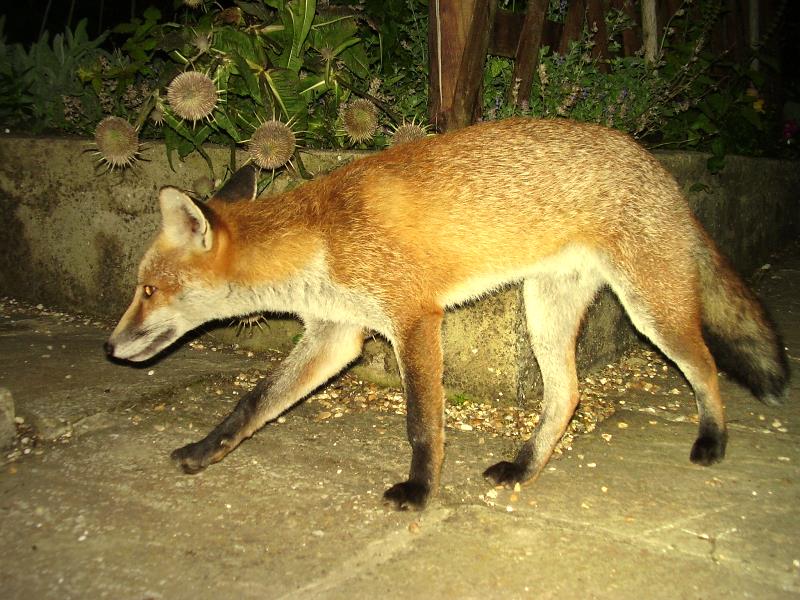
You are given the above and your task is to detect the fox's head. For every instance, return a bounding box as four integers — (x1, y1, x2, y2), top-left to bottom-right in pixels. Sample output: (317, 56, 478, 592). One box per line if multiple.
(105, 166, 258, 362)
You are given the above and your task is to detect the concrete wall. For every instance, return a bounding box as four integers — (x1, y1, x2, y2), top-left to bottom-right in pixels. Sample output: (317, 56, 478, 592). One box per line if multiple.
(1, 134, 797, 406)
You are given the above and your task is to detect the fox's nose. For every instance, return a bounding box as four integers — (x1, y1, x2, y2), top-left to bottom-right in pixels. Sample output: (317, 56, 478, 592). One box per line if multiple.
(103, 341, 115, 357)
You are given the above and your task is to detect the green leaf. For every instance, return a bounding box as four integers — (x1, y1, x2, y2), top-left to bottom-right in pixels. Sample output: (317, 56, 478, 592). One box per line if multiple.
(213, 109, 242, 143)
(340, 43, 371, 79)
(299, 73, 328, 97)
(232, 53, 264, 104)
(215, 28, 263, 65)
(194, 124, 214, 146)
(163, 110, 202, 146)
(331, 37, 360, 58)
(143, 7, 161, 22)
(286, 0, 315, 72)
(163, 126, 181, 171)
(740, 106, 762, 130)
(263, 67, 307, 122)
(237, 1, 274, 21)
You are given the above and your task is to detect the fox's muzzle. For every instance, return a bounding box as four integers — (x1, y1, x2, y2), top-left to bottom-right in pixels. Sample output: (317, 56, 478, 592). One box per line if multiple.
(104, 326, 177, 362)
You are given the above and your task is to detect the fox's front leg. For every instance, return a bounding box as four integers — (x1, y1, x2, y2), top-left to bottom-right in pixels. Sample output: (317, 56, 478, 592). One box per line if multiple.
(383, 310, 446, 510)
(171, 320, 364, 473)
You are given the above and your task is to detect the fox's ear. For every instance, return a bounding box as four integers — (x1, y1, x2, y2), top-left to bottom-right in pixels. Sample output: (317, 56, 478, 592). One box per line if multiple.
(158, 187, 213, 251)
(212, 164, 258, 203)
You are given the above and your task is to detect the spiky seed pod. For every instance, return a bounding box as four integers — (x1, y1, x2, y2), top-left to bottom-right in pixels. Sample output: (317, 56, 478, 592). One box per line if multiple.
(192, 31, 212, 53)
(247, 120, 296, 169)
(390, 122, 428, 146)
(342, 99, 378, 144)
(166, 71, 218, 122)
(149, 97, 166, 126)
(94, 116, 140, 170)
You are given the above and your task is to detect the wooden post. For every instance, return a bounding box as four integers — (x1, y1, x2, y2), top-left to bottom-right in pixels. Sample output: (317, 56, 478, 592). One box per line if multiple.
(559, 0, 587, 54)
(587, 0, 610, 68)
(641, 0, 658, 63)
(428, 0, 497, 132)
(509, 0, 549, 109)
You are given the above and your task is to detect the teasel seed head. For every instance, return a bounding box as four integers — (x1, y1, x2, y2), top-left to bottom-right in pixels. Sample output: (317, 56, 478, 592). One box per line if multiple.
(166, 71, 218, 122)
(94, 116, 140, 170)
(247, 120, 296, 170)
(390, 119, 429, 146)
(342, 99, 378, 144)
(149, 96, 166, 126)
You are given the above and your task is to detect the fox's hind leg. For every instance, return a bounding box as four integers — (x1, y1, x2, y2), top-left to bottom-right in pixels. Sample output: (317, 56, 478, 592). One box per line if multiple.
(609, 264, 728, 466)
(171, 320, 364, 473)
(484, 269, 601, 486)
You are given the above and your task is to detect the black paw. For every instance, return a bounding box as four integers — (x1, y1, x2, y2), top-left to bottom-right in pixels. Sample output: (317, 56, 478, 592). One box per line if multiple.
(383, 480, 431, 511)
(483, 461, 529, 486)
(690, 433, 727, 466)
(171, 440, 215, 474)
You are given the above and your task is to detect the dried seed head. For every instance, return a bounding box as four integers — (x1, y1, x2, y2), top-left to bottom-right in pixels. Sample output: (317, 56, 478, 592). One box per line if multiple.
(342, 99, 378, 144)
(167, 71, 218, 122)
(183, 0, 204, 8)
(149, 97, 165, 126)
(247, 120, 296, 169)
(192, 30, 212, 53)
(390, 121, 428, 146)
(94, 116, 139, 170)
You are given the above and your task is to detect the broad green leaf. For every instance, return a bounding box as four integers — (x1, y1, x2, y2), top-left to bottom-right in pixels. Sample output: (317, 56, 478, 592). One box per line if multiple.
(286, 0, 315, 72)
(236, 2, 273, 21)
(213, 108, 242, 142)
(232, 54, 263, 104)
(263, 67, 307, 122)
(194, 124, 214, 147)
(163, 110, 202, 146)
(143, 7, 161, 22)
(340, 42, 371, 79)
(215, 28, 262, 65)
(299, 73, 329, 97)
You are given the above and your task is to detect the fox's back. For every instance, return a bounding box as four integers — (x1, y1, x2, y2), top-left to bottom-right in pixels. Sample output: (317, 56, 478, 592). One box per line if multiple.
(309, 118, 697, 304)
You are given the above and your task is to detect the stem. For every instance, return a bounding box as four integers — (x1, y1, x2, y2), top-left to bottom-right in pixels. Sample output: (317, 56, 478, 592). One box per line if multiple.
(39, 0, 53, 40)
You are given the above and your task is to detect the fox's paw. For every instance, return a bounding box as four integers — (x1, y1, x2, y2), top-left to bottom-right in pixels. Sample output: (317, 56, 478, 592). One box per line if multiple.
(171, 442, 209, 474)
(483, 461, 529, 487)
(383, 480, 431, 511)
(690, 435, 727, 466)
(690, 422, 727, 466)
(170, 438, 225, 474)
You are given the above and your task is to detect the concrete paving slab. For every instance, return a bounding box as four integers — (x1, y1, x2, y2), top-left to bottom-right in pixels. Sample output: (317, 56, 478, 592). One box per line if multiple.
(0, 245, 798, 599)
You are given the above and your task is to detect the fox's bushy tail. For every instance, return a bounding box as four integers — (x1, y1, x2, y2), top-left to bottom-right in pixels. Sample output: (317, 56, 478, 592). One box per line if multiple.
(696, 228, 789, 405)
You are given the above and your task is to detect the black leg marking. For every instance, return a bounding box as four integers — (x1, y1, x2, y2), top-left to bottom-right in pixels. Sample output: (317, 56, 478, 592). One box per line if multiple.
(383, 481, 431, 511)
(483, 461, 531, 486)
(690, 419, 728, 466)
(171, 381, 265, 473)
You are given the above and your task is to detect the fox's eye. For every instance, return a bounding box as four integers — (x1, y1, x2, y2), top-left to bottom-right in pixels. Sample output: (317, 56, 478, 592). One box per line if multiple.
(142, 285, 157, 298)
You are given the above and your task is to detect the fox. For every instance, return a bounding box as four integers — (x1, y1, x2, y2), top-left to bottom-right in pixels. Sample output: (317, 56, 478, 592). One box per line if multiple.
(105, 117, 789, 510)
